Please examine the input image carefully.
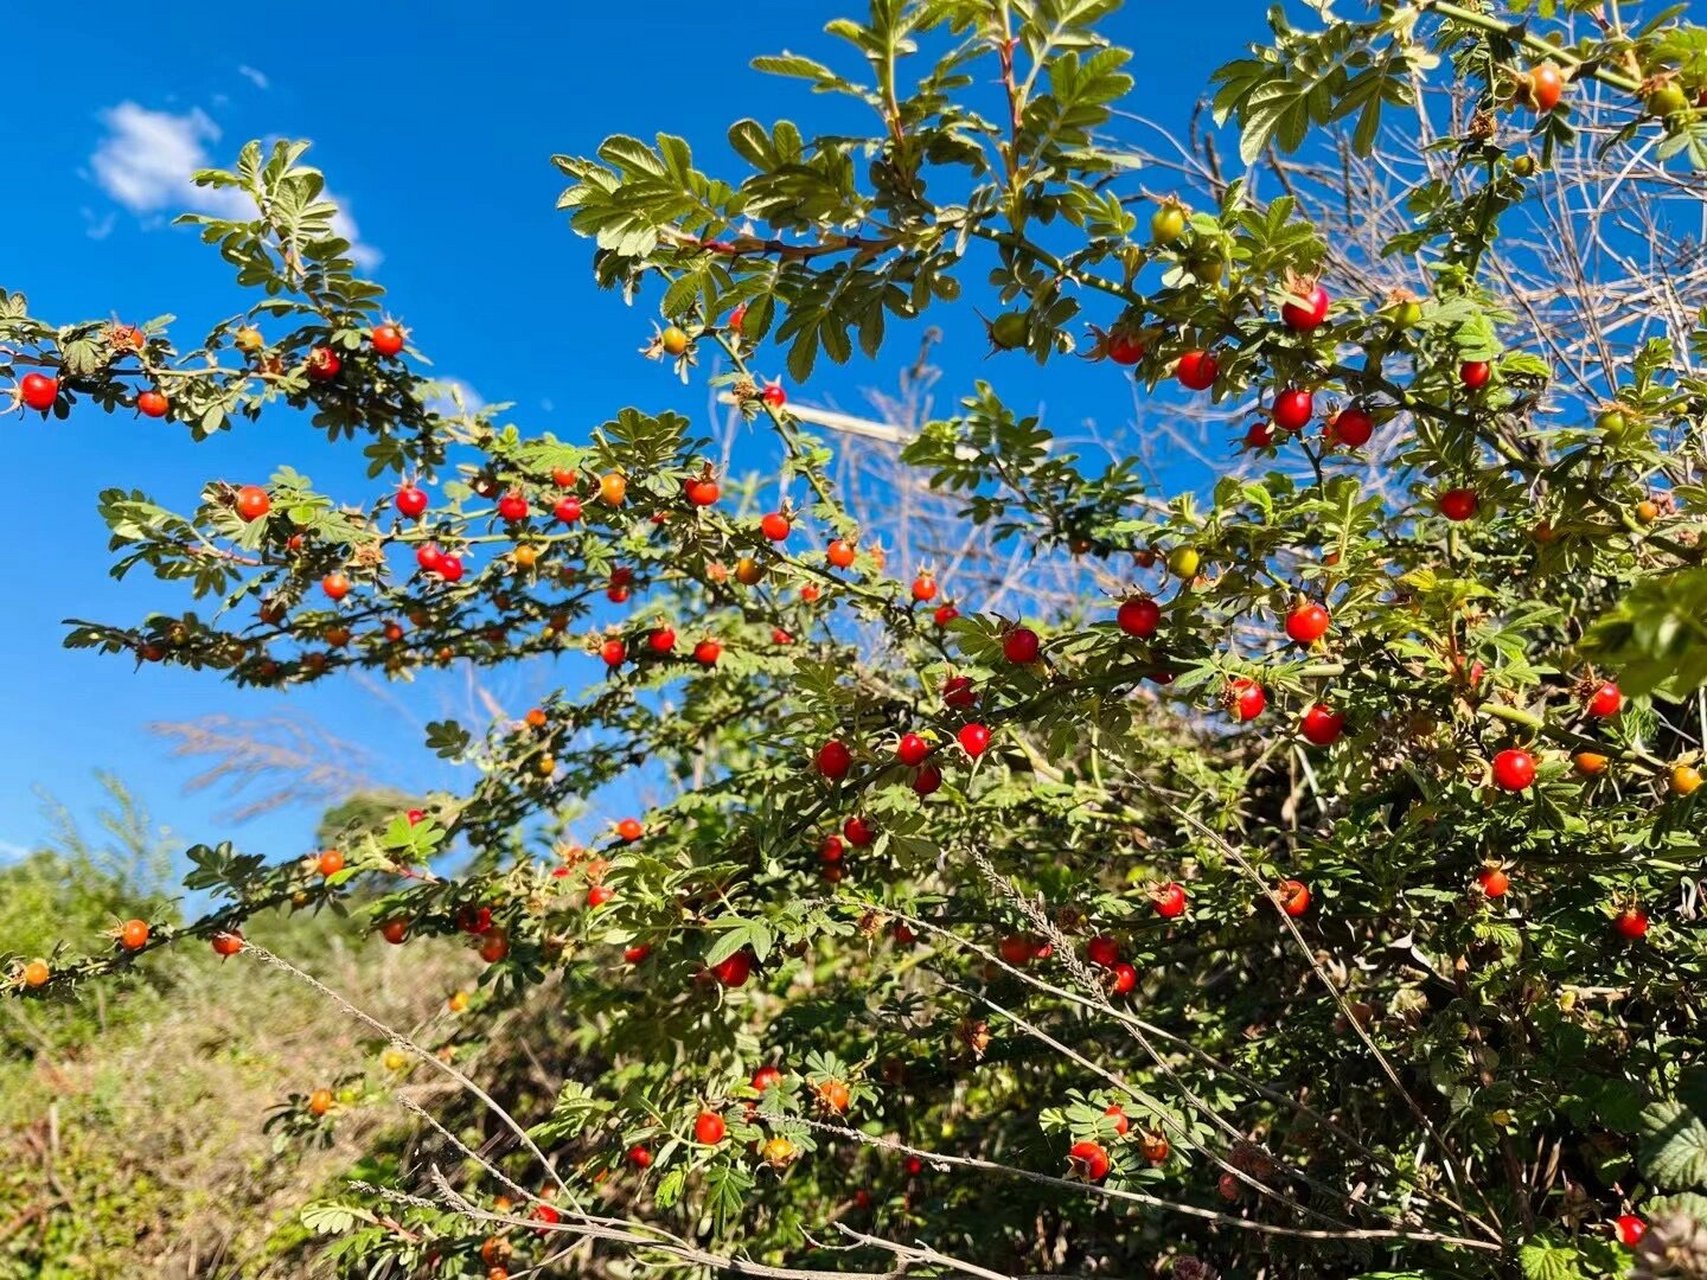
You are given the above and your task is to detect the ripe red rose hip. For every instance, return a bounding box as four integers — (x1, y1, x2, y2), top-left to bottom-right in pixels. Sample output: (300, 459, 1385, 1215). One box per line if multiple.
(1272, 387, 1314, 433)
(1176, 349, 1218, 391)
(933, 603, 959, 627)
(498, 491, 529, 522)
(1153, 882, 1187, 919)
(1085, 935, 1120, 967)
(1613, 906, 1649, 940)
(1616, 1214, 1647, 1246)
(1068, 1140, 1111, 1182)
(648, 627, 676, 655)
(712, 948, 753, 987)
(816, 739, 853, 780)
(760, 382, 787, 408)
(18, 372, 59, 411)
(1460, 360, 1492, 390)
(911, 572, 937, 602)
(1326, 406, 1374, 449)
(1476, 865, 1510, 898)
(912, 764, 943, 796)
(235, 485, 272, 523)
(137, 389, 169, 418)
(1438, 487, 1479, 522)
(1283, 600, 1331, 644)
(1299, 703, 1345, 746)
(896, 733, 931, 767)
(1244, 418, 1277, 449)
(1585, 680, 1623, 719)
(692, 639, 721, 666)
(1281, 281, 1330, 331)
(1003, 627, 1041, 664)
(554, 495, 583, 524)
(395, 484, 428, 518)
(1117, 597, 1160, 638)
(1226, 678, 1266, 722)
(958, 723, 991, 757)
(1491, 748, 1537, 792)
(306, 346, 341, 382)
(842, 815, 874, 846)
(760, 511, 791, 541)
(1107, 330, 1144, 365)
(693, 1111, 727, 1145)
(1277, 879, 1311, 917)
(1107, 961, 1137, 994)
(371, 323, 406, 357)
(943, 675, 978, 709)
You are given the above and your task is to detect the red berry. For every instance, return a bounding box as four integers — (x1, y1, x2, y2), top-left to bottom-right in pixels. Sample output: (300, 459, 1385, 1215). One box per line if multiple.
(911, 572, 938, 602)
(1613, 907, 1649, 940)
(600, 638, 626, 668)
(896, 733, 931, 767)
(1085, 935, 1120, 968)
(694, 1111, 727, 1145)
(684, 475, 719, 507)
(416, 544, 445, 574)
(761, 382, 787, 408)
(616, 817, 644, 842)
(1327, 407, 1374, 449)
(457, 905, 493, 935)
(998, 934, 1037, 966)
(1616, 1214, 1647, 1247)
(1491, 748, 1536, 792)
(136, 389, 169, 418)
(1153, 882, 1187, 919)
(627, 1144, 653, 1169)
(306, 346, 341, 382)
(1284, 600, 1331, 645)
(1527, 63, 1565, 113)
(1281, 281, 1330, 331)
(438, 554, 465, 583)
(18, 372, 59, 411)
(1244, 418, 1276, 449)
(1176, 349, 1219, 391)
(1586, 681, 1623, 719)
(819, 834, 844, 863)
(771, 627, 793, 646)
(827, 539, 856, 568)
(648, 628, 677, 655)
(1277, 879, 1311, 917)
(554, 495, 583, 524)
(1460, 360, 1492, 390)
(1227, 678, 1266, 722)
(1104, 1104, 1130, 1135)
(751, 1065, 784, 1091)
(728, 304, 748, 331)
(371, 324, 406, 357)
(498, 491, 529, 522)
(395, 484, 428, 518)
(760, 511, 791, 541)
(1300, 703, 1345, 746)
(1108, 331, 1145, 365)
(211, 930, 244, 957)
(321, 571, 351, 601)
(842, 816, 875, 847)
(816, 739, 853, 780)
(235, 485, 272, 523)
(1476, 866, 1510, 898)
(1003, 627, 1041, 664)
(943, 675, 978, 709)
(1117, 598, 1161, 638)
(912, 765, 943, 796)
(712, 948, 753, 987)
(1438, 488, 1479, 522)
(623, 942, 652, 964)
(1107, 962, 1138, 994)
(933, 603, 959, 627)
(1272, 387, 1314, 433)
(958, 723, 991, 757)
(1068, 1140, 1111, 1182)
(693, 639, 721, 667)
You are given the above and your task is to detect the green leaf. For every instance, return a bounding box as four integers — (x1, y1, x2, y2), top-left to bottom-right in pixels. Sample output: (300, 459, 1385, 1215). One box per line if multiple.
(1642, 1098, 1707, 1189)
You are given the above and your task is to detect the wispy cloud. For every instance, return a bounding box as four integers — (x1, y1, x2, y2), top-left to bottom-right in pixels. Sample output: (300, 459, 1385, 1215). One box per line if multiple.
(88, 101, 382, 269)
(237, 64, 270, 91)
(427, 378, 488, 416)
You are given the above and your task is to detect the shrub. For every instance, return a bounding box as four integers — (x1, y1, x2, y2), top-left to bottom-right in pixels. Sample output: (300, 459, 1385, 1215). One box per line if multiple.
(7, 4, 1707, 1277)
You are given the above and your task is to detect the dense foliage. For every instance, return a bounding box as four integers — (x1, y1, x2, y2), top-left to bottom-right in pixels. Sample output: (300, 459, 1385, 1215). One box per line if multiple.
(8, 3, 1707, 1277)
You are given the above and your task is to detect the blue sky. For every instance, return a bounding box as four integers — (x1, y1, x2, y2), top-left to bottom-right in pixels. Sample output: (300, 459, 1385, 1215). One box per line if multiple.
(0, 1, 1271, 870)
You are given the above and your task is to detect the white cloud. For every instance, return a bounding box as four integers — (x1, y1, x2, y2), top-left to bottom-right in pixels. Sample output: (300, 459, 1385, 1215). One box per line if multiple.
(89, 101, 382, 269)
(238, 64, 270, 90)
(427, 378, 487, 416)
(81, 207, 117, 241)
